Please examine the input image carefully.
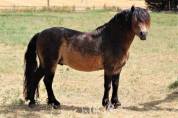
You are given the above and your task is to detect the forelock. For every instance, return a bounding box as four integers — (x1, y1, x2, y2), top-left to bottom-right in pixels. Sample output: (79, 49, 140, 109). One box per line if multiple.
(132, 8, 150, 23)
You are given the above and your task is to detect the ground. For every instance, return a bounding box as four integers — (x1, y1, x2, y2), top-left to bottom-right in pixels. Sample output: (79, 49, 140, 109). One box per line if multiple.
(0, 10, 178, 118)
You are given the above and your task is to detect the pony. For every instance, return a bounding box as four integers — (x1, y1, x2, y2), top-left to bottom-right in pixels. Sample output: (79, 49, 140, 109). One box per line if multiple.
(23, 6, 151, 109)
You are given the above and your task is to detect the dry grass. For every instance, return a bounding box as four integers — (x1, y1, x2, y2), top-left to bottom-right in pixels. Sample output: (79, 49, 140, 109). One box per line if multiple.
(0, 0, 145, 9)
(1, 40, 178, 118)
(0, 10, 178, 118)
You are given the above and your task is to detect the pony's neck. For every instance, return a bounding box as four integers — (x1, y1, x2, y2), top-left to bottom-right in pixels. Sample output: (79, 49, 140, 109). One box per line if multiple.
(111, 29, 135, 52)
(103, 11, 135, 52)
(93, 11, 136, 52)
(101, 24, 135, 51)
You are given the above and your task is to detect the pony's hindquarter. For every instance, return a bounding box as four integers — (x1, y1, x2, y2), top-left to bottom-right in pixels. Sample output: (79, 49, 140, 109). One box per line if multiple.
(24, 29, 62, 108)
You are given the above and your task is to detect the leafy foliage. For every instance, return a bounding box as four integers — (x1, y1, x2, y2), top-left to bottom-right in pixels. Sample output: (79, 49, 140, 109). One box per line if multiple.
(145, 0, 178, 11)
(169, 78, 178, 89)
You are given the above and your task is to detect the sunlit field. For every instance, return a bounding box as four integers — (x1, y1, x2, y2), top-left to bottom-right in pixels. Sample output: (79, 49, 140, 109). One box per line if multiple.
(0, 10, 178, 118)
(0, 0, 145, 9)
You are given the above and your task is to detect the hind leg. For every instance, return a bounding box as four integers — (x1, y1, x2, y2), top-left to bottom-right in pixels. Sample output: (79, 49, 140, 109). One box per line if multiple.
(43, 66, 60, 109)
(28, 66, 45, 107)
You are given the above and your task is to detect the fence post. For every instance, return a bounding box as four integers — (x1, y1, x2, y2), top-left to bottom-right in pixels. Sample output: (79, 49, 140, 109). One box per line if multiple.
(47, 0, 50, 8)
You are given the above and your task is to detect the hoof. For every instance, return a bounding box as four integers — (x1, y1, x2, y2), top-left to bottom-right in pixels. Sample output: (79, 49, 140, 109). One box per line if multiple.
(102, 98, 114, 110)
(48, 100, 60, 109)
(105, 102, 114, 110)
(49, 103, 60, 109)
(111, 99, 121, 109)
(113, 102, 121, 109)
(28, 101, 37, 108)
(102, 98, 109, 107)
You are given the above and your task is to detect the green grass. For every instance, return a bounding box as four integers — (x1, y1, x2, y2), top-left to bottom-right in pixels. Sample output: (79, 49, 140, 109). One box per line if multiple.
(0, 10, 112, 45)
(0, 11, 177, 47)
(169, 77, 178, 89)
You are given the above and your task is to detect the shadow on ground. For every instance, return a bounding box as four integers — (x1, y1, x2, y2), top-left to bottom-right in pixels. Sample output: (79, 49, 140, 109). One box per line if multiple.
(1, 91, 178, 117)
(0, 103, 101, 117)
(123, 91, 178, 112)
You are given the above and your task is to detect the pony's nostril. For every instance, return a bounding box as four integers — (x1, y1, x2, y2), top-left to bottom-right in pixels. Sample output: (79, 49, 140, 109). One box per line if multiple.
(139, 31, 147, 40)
(140, 32, 147, 37)
(140, 32, 144, 36)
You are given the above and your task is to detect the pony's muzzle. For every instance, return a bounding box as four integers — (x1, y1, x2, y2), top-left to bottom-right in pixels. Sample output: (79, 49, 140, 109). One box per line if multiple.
(139, 31, 147, 40)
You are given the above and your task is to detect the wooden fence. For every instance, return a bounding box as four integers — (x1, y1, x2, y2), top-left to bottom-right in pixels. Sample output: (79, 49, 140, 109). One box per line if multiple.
(0, 0, 145, 10)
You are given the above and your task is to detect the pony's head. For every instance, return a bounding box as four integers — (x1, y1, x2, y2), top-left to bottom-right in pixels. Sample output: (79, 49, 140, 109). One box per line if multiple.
(130, 6, 151, 40)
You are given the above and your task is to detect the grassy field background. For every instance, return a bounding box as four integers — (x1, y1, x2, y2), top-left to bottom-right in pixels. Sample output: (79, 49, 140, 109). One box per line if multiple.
(0, 10, 178, 118)
(0, 0, 145, 9)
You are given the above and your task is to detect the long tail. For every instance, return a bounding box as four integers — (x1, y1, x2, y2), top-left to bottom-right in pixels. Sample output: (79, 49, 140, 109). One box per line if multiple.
(23, 33, 39, 100)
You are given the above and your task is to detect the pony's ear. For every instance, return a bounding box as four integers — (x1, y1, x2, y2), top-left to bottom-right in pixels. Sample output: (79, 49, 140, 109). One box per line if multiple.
(131, 5, 135, 12)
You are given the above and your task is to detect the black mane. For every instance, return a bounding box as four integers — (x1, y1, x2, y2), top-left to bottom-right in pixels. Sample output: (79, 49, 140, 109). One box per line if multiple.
(95, 7, 150, 35)
(94, 9, 132, 35)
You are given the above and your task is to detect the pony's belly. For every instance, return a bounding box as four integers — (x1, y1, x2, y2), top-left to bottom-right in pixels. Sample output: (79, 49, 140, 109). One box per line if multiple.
(64, 55, 103, 71)
(60, 44, 103, 72)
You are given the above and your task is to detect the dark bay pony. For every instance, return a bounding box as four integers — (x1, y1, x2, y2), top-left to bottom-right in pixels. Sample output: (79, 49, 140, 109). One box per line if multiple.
(24, 6, 150, 109)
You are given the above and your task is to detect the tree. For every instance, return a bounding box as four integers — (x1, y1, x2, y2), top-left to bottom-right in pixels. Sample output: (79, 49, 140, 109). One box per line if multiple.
(145, 0, 178, 11)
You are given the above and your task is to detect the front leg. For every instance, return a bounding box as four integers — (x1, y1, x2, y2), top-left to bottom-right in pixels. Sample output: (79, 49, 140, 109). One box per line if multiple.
(102, 73, 112, 109)
(111, 73, 121, 108)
